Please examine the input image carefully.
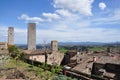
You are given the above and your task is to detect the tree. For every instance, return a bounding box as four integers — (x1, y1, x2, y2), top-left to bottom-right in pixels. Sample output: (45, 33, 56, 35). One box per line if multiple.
(8, 45, 20, 58)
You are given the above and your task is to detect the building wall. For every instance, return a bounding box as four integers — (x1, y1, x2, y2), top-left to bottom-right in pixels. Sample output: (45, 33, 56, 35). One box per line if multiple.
(28, 55, 45, 63)
(8, 27, 14, 45)
(0, 42, 7, 50)
(91, 63, 120, 79)
(28, 23, 36, 50)
(0, 49, 9, 54)
(51, 40, 58, 52)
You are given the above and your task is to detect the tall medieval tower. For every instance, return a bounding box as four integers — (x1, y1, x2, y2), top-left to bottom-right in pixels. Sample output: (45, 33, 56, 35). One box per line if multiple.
(51, 40, 58, 52)
(8, 27, 14, 45)
(28, 23, 36, 50)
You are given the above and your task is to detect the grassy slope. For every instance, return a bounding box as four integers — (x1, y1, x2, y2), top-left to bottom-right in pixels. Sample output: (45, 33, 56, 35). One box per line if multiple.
(0, 58, 55, 80)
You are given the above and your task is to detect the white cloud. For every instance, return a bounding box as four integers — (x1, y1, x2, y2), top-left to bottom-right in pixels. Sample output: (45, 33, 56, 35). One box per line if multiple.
(92, 10, 120, 25)
(53, 0, 94, 16)
(14, 28, 27, 33)
(18, 27, 120, 43)
(52, 24, 68, 31)
(112, 10, 120, 20)
(18, 14, 44, 23)
(42, 13, 60, 21)
(0, 25, 120, 44)
(18, 0, 94, 23)
(99, 2, 106, 10)
(55, 9, 75, 17)
(17, 0, 120, 43)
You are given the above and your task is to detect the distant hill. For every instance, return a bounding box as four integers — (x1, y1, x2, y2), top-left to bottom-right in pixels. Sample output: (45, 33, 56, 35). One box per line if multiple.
(58, 42, 106, 46)
(16, 42, 120, 49)
(60, 42, 120, 46)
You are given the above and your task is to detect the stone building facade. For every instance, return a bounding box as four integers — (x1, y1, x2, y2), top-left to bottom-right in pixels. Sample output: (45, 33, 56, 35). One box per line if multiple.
(0, 42, 7, 50)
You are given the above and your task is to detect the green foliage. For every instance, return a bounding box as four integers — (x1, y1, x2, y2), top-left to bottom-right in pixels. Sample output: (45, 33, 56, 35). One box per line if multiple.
(88, 46, 107, 52)
(50, 64, 62, 74)
(19, 52, 26, 60)
(45, 71, 53, 80)
(54, 65, 62, 74)
(8, 45, 20, 59)
(36, 68, 44, 78)
(2, 57, 55, 80)
(38, 63, 62, 74)
(8, 45, 25, 60)
(27, 64, 40, 72)
(40, 63, 50, 70)
(51, 67, 55, 73)
(40, 63, 46, 69)
(59, 47, 68, 53)
(37, 65, 53, 79)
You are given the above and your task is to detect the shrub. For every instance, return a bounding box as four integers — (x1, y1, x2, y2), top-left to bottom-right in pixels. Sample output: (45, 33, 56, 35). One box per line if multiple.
(59, 47, 68, 53)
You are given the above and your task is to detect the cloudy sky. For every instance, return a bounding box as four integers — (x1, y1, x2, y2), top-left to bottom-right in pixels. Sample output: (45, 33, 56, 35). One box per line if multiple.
(0, 0, 120, 44)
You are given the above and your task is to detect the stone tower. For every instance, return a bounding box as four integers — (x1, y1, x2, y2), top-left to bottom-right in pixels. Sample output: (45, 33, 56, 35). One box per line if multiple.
(8, 27, 14, 45)
(51, 40, 58, 52)
(28, 23, 36, 50)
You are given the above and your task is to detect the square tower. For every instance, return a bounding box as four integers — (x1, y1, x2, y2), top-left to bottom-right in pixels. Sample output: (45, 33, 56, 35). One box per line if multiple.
(8, 27, 14, 45)
(51, 40, 58, 52)
(28, 23, 36, 50)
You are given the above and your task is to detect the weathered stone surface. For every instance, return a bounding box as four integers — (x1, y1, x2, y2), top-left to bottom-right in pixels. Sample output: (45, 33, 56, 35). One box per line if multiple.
(8, 27, 14, 45)
(0, 42, 7, 50)
(28, 23, 36, 50)
(51, 40, 58, 52)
